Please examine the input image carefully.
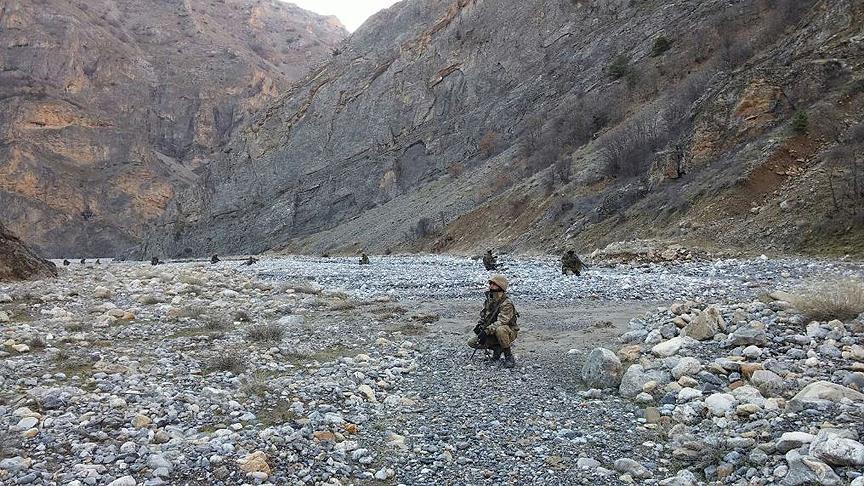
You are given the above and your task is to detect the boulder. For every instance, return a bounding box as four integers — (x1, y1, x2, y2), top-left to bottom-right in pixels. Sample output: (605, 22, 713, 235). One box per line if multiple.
(809, 430, 864, 467)
(671, 357, 701, 379)
(776, 432, 815, 453)
(682, 306, 725, 340)
(651, 336, 696, 357)
(581, 347, 622, 388)
(704, 393, 736, 416)
(751, 369, 785, 397)
(787, 381, 864, 412)
(782, 450, 841, 486)
(619, 365, 670, 398)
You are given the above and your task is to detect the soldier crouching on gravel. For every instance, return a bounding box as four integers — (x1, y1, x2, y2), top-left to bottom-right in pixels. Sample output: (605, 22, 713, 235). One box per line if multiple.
(468, 275, 519, 368)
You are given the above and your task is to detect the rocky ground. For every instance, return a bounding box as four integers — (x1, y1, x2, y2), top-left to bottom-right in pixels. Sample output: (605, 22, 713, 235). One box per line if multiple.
(1, 255, 863, 485)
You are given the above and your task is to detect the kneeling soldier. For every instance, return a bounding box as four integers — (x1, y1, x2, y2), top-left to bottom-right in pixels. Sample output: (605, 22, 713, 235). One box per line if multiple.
(468, 275, 519, 368)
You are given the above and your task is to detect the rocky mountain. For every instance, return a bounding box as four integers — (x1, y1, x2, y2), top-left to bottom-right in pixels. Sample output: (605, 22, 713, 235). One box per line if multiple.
(0, 0, 347, 258)
(0, 223, 56, 281)
(143, 0, 864, 258)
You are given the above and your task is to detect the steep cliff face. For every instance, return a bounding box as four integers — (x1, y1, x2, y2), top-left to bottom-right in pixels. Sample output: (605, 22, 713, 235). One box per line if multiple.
(0, 222, 56, 281)
(144, 0, 864, 258)
(0, 0, 346, 257)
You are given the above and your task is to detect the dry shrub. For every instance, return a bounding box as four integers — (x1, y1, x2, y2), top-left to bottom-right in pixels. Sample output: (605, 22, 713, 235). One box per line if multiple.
(247, 323, 285, 343)
(292, 283, 322, 295)
(206, 354, 244, 373)
(204, 315, 232, 331)
(240, 371, 271, 396)
(330, 300, 357, 311)
(792, 280, 864, 321)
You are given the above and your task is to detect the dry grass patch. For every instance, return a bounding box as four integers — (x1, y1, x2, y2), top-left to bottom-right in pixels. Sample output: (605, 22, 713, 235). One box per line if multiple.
(247, 323, 285, 343)
(240, 371, 272, 397)
(206, 354, 244, 374)
(791, 279, 864, 321)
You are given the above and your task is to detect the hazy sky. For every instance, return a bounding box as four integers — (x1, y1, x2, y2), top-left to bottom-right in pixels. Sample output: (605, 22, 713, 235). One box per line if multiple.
(287, 0, 401, 32)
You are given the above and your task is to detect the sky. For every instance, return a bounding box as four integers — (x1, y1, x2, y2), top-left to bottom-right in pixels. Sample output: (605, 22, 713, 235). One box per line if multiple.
(287, 0, 402, 32)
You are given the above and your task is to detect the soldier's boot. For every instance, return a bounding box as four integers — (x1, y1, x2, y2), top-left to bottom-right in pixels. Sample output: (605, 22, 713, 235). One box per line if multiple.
(488, 346, 502, 362)
(502, 348, 515, 368)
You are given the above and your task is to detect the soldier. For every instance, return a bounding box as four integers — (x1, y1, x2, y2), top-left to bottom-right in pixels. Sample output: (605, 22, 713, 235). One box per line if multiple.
(468, 275, 519, 368)
(482, 250, 498, 271)
(80, 258, 86, 264)
(561, 250, 585, 276)
(151, 256, 161, 266)
(62, 259, 70, 266)
(95, 259, 101, 265)
(359, 253, 370, 265)
(241, 256, 258, 266)
(210, 254, 220, 264)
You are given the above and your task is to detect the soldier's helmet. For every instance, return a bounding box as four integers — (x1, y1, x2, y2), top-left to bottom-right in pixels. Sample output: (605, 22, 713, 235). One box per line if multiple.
(488, 275, 509, 291)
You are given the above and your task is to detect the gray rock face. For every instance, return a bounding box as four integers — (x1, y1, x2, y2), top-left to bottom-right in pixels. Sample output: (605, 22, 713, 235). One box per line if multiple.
(581, 347, 622, 388)
(141, 0, 864, 260)
(0, 0, 346, 257)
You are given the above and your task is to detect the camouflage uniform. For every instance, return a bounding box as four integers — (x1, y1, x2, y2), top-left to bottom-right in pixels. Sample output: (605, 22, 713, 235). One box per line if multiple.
(561, 250, 584, 276)
(468, 275, 519, 367)
(359, 253, 370, 265)
(482, 250, 498, 270)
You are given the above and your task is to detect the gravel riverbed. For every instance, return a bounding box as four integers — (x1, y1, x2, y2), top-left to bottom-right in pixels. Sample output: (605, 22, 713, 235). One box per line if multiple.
(1, 255, 863, 486)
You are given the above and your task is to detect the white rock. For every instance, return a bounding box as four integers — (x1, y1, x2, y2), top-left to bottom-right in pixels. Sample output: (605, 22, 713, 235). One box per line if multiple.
(671, 357, 701, 379)
(809, 432, 864, 466)
(357, 384, 377, 402)
(704, 393, 736, 416)
(651, 336, 695, 357)
(677, 387, 703, 403)
(777, 432, 816, 453)
(107, 476, 137, 486)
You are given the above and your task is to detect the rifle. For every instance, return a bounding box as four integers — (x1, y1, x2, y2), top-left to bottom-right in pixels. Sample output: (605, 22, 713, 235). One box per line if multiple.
(470, 298, 503, 359)
(471, 325, 489, 359)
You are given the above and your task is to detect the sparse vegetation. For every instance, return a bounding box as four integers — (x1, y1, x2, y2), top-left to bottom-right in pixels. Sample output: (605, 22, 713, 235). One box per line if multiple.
(792, 110, 808, 134)
(608, 54, 631, 80)
(598, 110, 669, 177)
(412, 217, 435, 239)
(330, 300, 357, 311)
(247, 323, 285, 343)
(65, 322, 87, 332)
(650, 36, 672, 57)
(479, 131, 504, 158)
(28, 336, 46, 350)
(240, 371, 272, 396)
(204, 315, 232, 331)
(206, 354, 245, 373)
(791, 280, 864, 321)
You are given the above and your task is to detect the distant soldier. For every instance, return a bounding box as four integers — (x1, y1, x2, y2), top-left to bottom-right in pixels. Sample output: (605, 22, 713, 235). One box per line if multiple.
(468, 275, 519, 368)
(63, 259, 70, 266)
(80, 258, 86, 264)
(359, 253, 370, 265)
(151, 256, 161, 266)
(482, 250, 498, 271)
(95, 259, 101, 265)
(210, 254, 220, 264)
(241, 256, 258, 266)
(561, 250, 585, 276)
